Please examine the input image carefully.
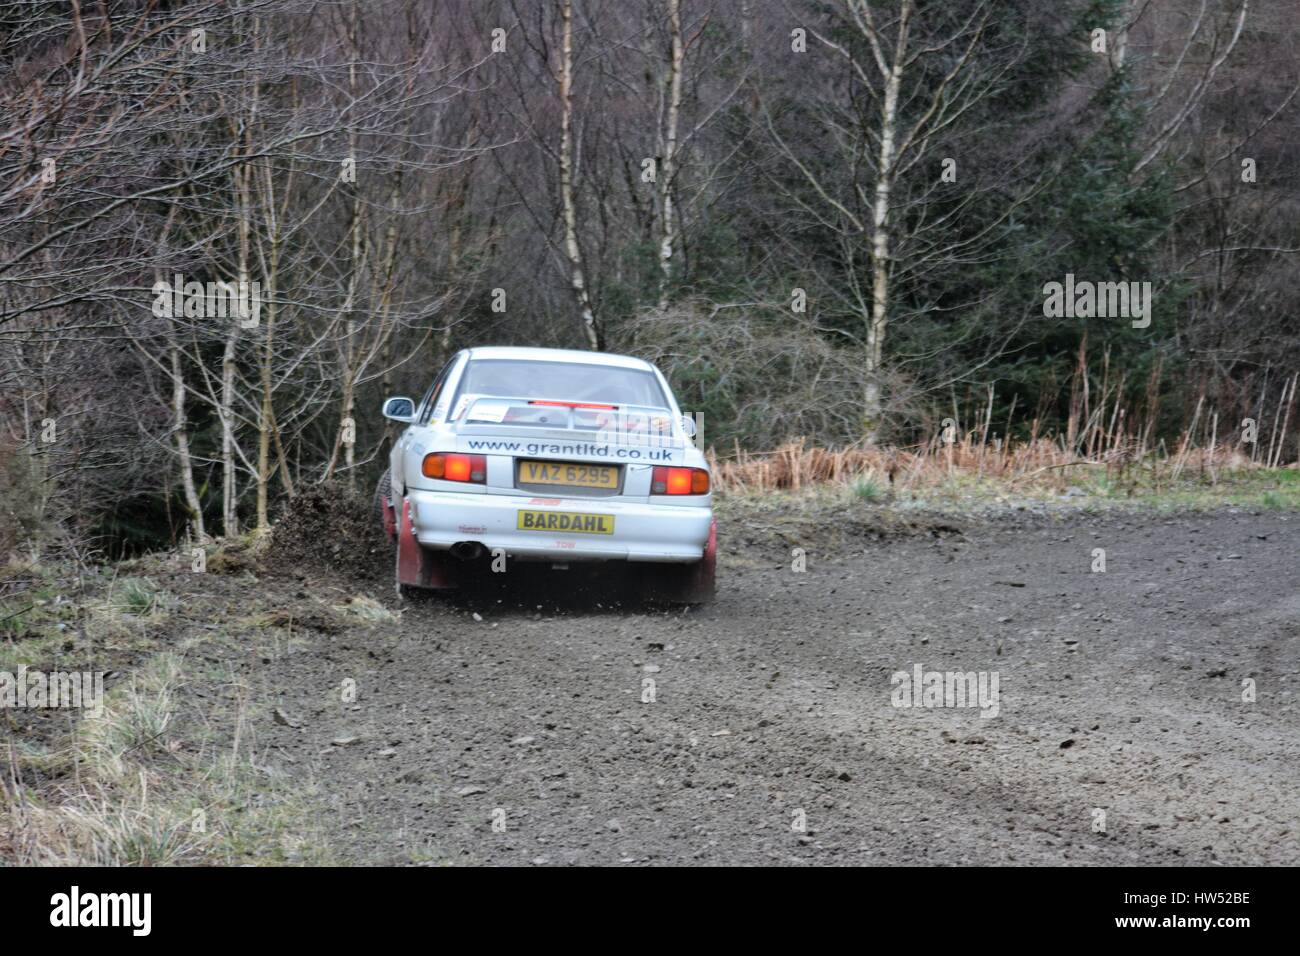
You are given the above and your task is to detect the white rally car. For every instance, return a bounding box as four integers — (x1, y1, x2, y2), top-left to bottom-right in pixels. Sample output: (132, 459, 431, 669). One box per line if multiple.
(376, 346, 715, 602)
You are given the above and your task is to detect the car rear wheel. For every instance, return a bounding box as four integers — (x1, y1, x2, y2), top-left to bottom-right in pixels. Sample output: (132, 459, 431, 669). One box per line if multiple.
(642, 519, 716, 604)
(375, 469, 397, 542)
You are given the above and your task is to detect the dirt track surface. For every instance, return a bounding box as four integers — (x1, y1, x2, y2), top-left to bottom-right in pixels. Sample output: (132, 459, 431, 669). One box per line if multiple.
(259, 509, 1299, 865)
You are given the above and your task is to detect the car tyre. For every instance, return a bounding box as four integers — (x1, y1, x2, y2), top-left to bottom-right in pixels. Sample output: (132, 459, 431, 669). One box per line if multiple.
(643, 519, 716, 605)
(375, 469, 397, 542)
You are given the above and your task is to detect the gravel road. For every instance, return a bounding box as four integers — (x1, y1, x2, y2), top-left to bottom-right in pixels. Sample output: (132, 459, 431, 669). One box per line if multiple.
(259, 508, 1299, 865)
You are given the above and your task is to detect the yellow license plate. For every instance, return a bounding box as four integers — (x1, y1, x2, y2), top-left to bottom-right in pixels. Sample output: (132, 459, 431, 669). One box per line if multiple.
(519, 460, 618, 489)
(516, 510, 615, 534)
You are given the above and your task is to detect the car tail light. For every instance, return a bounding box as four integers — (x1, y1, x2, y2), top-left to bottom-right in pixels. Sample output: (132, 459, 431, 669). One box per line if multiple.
(651, 466, 709, 495)
(423, 452, 486, 484)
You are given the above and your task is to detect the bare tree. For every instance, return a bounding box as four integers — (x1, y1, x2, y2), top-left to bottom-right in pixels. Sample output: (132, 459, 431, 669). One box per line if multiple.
(558, 0, 601, 348)
(763, 0, 1019, 438)
(655, 0, 685, 311)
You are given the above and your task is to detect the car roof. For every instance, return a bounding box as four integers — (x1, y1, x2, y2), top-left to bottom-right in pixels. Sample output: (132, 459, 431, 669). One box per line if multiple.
(464, 346, 656, 372)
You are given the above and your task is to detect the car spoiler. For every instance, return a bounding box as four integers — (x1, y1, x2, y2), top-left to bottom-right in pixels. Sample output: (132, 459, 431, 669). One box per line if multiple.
(454, 394, 683, 448)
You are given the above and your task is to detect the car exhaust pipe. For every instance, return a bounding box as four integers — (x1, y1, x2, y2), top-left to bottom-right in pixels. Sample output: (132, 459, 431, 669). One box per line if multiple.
(450, 541, 486, 561)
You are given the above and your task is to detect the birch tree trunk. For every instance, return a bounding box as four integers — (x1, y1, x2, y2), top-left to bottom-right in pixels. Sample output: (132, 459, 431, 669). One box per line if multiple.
(341, 209, 368, 490)
(559, 0, 600, 349)
(254, 249, 278, 535)
(152, 209, 206, 544)
(341, 0, 363, 493)
(220, 174, 248, 541)
(221, 25, 262, 539)
(168, 326, 205, 544)
(864, 0, 910, 441)
(219, 315, 240, 537)
(656, 0, 684, 312)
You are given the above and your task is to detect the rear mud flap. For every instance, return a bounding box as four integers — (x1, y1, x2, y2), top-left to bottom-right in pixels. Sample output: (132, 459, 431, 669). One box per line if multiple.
(397, 498, 457, 590)
(643, 518, 716, 604)
(684, 518, 717, 603)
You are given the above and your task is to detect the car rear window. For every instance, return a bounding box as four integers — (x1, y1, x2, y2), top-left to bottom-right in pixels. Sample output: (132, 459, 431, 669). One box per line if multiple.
(453, 359, 668, 408)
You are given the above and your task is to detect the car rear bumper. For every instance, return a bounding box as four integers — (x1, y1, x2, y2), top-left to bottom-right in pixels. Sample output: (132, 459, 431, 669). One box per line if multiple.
(405, 489, 712, 562)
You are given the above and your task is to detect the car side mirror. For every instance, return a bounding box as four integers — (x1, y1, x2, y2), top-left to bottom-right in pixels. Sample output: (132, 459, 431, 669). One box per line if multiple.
(382, 396, 416, 423)
(679, 414, 698, 438)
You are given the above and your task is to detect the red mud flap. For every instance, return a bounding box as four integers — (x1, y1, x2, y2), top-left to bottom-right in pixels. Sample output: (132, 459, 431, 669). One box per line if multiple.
(396, 498, 457, 590)
(680, 518, 717, 604)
